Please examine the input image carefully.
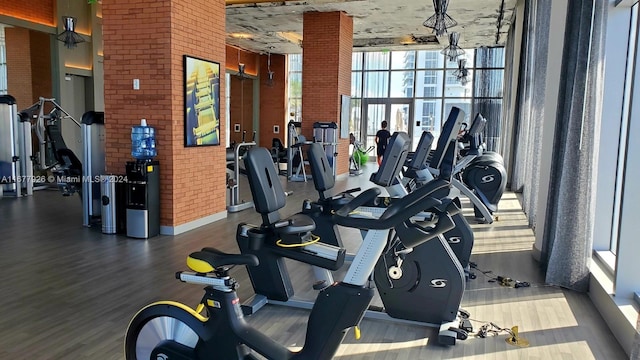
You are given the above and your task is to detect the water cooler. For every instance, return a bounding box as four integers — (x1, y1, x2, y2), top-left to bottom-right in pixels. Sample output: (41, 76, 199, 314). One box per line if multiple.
(125, 118, 160, 239)
(125, 161, 160, 238)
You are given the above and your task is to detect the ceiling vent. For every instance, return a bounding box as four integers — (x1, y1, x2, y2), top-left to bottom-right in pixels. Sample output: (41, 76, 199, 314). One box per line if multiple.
(353, 37, 398, 48)
(354, 35, 439, 48)
(410, 35, 439, 45)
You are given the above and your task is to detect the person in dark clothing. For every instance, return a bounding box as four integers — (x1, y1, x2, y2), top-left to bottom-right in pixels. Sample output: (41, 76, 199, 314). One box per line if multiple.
(375, 120, 391, 166)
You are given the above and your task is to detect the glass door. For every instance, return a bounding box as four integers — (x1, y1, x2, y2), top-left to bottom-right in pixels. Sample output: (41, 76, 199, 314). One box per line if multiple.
(363, 102, 386, 152)
(362, 99, 415, 152)
(390, 102, 410, 145)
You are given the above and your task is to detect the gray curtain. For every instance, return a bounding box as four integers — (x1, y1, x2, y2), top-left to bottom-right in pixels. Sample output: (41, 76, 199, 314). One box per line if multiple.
(541, 0, 607, 291)
(508, 0, 551, 229)
(474, 47, 505, 152)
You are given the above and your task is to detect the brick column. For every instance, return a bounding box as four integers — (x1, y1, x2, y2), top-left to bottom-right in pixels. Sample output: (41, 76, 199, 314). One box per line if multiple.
(4, 28, 33, 109)
(259, 53, 287, 148)
(302, 11, 353, 176)
(102, 0, 227, 233)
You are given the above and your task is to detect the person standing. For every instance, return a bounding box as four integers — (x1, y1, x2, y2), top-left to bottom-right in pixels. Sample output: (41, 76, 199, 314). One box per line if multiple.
(375, 120, 391, 166)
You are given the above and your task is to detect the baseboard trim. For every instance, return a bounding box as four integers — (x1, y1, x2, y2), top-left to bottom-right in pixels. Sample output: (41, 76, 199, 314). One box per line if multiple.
(336, 172, 349, 181)
(531, 243, 542, 262)
(160, 210, 228, 236)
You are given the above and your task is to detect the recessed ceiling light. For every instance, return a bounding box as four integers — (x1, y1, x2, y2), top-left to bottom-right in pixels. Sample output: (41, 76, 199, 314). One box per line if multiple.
(229, 33, 252, 39)
(276, 32, 303, 46)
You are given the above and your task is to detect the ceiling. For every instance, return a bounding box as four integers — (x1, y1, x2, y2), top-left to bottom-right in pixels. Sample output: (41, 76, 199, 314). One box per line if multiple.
(225, 0, 518, 55)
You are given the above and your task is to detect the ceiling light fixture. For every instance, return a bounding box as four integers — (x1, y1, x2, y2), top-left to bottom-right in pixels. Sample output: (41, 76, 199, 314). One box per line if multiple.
(453, 58, 469, 86)
(266, 46, 275, 87)
(276, 32, 303, 47)
(495, 0, 506, 45)
(57, 16, 86, 49)
(422, 0, 458, 37)
(229, 33, 252, 39)
(237, 48, 246, 80)
(440, 32, 465, 62)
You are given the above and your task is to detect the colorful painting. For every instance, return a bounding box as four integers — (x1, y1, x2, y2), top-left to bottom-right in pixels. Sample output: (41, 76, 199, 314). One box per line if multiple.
(184, 55, 221, 147)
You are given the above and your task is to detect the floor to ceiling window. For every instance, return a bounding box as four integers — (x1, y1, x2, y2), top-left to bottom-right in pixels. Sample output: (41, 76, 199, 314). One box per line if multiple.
(286, 47, 505, 151)
(595, 1, 640, 304)
(287, 53, 302, 123)
(474, 47, 505, 150)
(350, 48, 504, 151)
(610, 1, 638, 257)
(0, 26, 7, 95)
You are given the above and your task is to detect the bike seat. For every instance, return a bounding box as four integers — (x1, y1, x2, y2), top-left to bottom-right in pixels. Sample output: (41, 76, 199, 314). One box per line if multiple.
(187, 247, 259, 273)
(272, 213, 315, 235)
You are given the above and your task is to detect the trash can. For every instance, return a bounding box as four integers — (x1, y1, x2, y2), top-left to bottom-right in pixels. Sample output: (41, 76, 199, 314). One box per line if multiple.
(101, 175, 126, 234)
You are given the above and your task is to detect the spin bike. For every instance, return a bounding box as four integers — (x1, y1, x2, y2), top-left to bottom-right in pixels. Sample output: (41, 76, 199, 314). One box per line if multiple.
(124, 148, 454, 360)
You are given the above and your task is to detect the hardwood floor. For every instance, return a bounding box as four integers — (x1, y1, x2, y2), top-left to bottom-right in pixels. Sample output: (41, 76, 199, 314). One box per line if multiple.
(0, 166, 628, 359)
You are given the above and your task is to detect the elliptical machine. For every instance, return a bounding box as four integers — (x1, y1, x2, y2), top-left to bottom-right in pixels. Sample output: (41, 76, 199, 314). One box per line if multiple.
(457, 115, 507, 220)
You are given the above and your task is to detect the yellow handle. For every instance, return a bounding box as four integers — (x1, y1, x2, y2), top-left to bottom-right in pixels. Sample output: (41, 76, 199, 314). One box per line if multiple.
(195, 303, 205, 314)
(354, 326, 361, 340)
(276, 234, 321, 248)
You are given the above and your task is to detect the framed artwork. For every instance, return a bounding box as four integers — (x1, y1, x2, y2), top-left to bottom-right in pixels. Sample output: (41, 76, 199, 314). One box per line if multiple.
(184, 55, 221, 147)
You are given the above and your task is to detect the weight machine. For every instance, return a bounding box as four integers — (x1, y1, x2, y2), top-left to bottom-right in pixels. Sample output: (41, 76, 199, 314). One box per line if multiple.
(286, 121, 339, 182)
(287, 120, 311, 182)
(312, 121, 338, 179)
(1, 95, 106, 226)
(226, 130, 256, 213)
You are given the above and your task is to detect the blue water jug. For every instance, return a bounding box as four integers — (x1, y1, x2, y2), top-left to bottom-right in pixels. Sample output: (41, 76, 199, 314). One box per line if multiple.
(131, 118, 157, 160)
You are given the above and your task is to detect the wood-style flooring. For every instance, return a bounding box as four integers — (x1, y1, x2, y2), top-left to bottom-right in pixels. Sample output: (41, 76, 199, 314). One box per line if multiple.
(0, 165, 628, 359)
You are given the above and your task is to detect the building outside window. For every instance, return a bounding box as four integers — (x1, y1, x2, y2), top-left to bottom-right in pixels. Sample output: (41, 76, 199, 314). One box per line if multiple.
(286, 48, 504, 152)
(0, 26, 7, 95)
(610, 1, 638, 257)
(348, 49, 501, 149)
(287, 54, 302, 122)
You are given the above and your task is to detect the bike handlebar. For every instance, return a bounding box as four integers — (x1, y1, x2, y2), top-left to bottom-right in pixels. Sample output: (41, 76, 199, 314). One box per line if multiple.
(332, 179, 450, 230)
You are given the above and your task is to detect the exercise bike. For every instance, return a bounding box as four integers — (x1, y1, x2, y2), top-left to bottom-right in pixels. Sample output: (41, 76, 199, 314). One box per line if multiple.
(303, 107, 475, 275)
(240, 126, 470, 344)
(124, 148, 454, 360)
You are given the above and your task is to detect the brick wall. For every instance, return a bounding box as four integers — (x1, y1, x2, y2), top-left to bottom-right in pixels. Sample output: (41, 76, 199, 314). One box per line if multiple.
(5, 28, 33, 110)
(30, 30, 53, 103)
(259, 53, 286, 149)
(229, 76, 254, 145)
(103, 0, 227, 228)
(302, 11, 353, 175)
(0, 0, 54, 26)
(336, 14, 353, 174)
(170, 0, 227, 226)
(226, 45, 259, 75)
